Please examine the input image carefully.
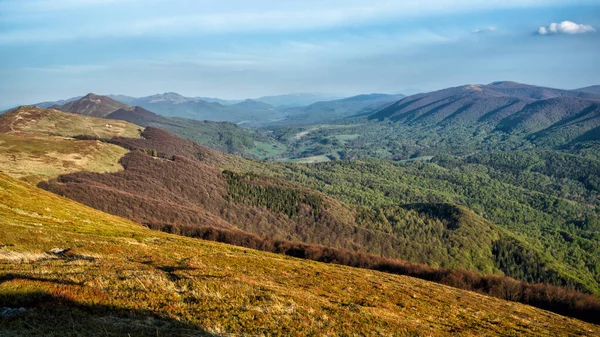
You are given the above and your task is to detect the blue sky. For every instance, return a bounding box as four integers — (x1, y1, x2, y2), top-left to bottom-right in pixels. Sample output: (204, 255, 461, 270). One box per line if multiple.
(0, 0, 599, 107)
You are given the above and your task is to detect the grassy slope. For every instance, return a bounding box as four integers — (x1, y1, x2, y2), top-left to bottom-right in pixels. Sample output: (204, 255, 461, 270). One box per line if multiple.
(0, 173, 598, 336)
(0, 106, 142, 139)
(0, 134, 129, 184)
(0, 107, 140, 184)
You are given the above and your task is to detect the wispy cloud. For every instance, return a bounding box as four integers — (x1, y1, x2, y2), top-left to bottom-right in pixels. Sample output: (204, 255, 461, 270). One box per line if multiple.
(472, 26, 497, 34)
(0, 0, 592, 44)
(22, 64, 109, 73)
(537, 21, 596, 35)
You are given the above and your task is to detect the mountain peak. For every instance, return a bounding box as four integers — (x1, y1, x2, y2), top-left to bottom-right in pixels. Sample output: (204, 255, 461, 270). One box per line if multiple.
(146, 92, 191, 104)
(52, 93, 131, 118)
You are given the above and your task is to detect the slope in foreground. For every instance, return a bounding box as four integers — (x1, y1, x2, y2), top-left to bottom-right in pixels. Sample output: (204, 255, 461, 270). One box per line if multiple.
(0, 173, 598, 336)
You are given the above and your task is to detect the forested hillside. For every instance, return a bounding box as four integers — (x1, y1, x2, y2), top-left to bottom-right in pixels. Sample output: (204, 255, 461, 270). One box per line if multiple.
(278, 93, 404, 125)
(29, 123, 595, 296)
(259, 82, 600, 162)
(44, 127, 508, 268)
(3, 173, 598, 335)
(240, 154, 600, 295)
(106, 106, 270, 156)
(3, 105, 600, 324)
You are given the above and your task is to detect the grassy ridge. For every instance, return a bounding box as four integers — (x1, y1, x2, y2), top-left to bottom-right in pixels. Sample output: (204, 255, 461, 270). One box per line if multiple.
(0, 134, 129, 184)
(1, 173, 599, 336)
(0, 106, 142, 139)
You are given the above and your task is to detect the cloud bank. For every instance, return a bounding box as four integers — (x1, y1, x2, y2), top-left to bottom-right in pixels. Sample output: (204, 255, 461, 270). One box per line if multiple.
(538, 21, 596, 35)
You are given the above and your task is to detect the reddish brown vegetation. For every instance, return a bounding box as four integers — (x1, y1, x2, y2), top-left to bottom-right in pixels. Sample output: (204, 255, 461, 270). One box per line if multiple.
(39, 127, 600, 324)
(108, 127, 229, 165)
(40, 148, 405, 258)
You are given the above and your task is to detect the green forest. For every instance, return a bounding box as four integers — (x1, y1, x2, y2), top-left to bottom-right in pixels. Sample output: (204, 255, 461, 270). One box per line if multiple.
(228, 148, 600, 294)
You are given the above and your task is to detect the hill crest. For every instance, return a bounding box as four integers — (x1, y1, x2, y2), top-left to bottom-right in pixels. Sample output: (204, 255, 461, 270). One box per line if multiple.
(52, 93, 131, 117)
(0, 105, 141, 139)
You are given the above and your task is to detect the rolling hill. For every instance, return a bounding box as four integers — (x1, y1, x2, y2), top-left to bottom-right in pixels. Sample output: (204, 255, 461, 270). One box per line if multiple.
(105, 106, 269, 156)
(41, 127, 464, 263)
(51, 93, 131, 118)
(5, 107, 592, 294)
(496, 97, 600, 146)
(369, 82, 599, 126)
(32, 122, 592, 294)
(3, 108, 570, 287)
(108, 92, 285, 124)
(0, 106, 141, 138)
(0, 106, 141, 184)
(255, 92, 342, 108)
(3, 106, 600, 326)
(279, 93, 405, 125)
(0, 133, 128, 185)
(325, 81, 600, 156)
(576, 85, 600, 95)
(2, 172, 598, 335)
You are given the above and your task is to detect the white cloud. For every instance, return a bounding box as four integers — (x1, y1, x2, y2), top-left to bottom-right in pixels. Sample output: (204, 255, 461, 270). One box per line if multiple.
(472, 26, 497, 34)
(537, 21, 596, 35)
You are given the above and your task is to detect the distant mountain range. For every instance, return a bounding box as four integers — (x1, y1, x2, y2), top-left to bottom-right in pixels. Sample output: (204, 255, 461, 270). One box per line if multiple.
(279, 93, 405, 125)
(25, 91, 391, 126)
(369, 81, 600, 146)
(107, 92, 285, 125)
(577, 85, 600, 95)
(33, 95, 82, 108)
(120, 92, 341, 108)
(38, 92, 282, 125)
(254, 93, 342, 108)
(23, 81, 600, 141)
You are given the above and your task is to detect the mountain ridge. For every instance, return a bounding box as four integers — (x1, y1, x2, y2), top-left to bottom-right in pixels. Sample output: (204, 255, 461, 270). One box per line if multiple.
(576, 85, 600, 95)
(51, 93, 131, 118)
(367, 82, 600, 146)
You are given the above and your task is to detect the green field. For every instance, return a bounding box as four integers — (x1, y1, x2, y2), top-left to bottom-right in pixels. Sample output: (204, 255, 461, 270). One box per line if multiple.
(247, 140, 288, 159)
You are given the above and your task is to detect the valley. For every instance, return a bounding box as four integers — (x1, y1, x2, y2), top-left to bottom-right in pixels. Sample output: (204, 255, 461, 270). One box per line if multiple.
(2, 80, 600, 335)
(3, 1, 600, 334)
(3, 173, 598, 336)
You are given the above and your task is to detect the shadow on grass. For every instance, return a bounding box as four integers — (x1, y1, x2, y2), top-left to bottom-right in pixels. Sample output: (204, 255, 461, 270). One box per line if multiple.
(0, 273, 84, 286)
(0, 291, 215, 336)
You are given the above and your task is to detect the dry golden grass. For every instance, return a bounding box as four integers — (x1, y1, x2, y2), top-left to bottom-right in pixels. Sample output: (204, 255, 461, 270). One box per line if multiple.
(0, 173, 598, 336)
(0, 134, 129, 184)
(0, 106, 142, 139)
